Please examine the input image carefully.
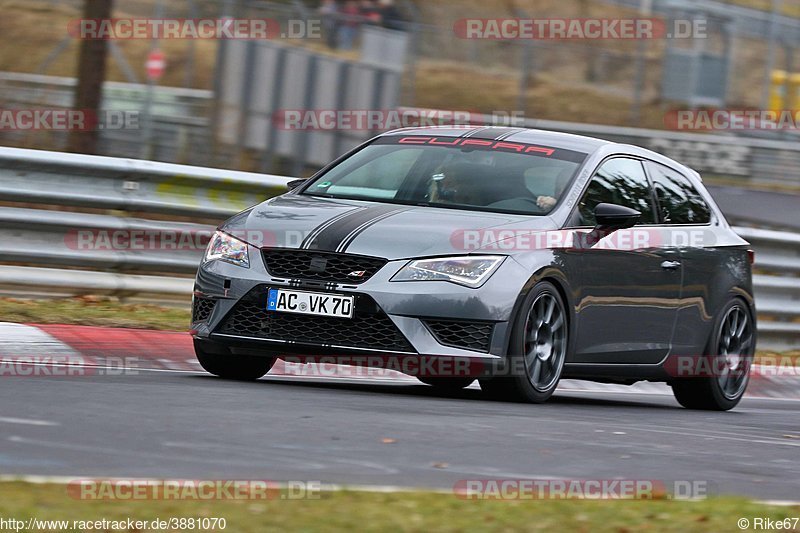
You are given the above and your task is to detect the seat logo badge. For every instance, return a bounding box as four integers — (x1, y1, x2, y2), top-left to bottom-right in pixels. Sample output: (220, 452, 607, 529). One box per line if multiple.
(348, 270, 367, 279)
(309, 257, 328, 272)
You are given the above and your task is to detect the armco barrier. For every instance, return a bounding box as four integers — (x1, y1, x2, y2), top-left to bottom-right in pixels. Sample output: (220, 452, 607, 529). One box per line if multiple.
(0, 146, 290, 217)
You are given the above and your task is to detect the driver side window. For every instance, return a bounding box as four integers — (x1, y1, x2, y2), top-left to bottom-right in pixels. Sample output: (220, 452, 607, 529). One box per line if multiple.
(577, 158, 657, 226)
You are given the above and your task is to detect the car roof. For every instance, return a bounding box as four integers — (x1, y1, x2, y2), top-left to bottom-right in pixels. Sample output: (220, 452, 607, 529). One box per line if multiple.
(380, 125, 613, 153)
(380, 125, 701, 181)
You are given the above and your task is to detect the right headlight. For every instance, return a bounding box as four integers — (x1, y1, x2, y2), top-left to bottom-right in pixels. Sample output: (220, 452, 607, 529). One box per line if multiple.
(390, 256, 505, 288)
(203, 231, 250, 268)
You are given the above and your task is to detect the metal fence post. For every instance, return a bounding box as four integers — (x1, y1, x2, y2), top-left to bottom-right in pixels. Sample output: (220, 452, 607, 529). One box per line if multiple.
(293, 54, 318, 177)
(761, 0, 784, 110)
(260, 46, 288, 174)
(632, 0, 654, 126)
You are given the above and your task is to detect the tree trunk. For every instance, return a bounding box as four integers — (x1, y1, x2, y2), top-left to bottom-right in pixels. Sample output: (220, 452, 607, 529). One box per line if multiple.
(67, 0, 113, 154)
(578, 0, 599, 82)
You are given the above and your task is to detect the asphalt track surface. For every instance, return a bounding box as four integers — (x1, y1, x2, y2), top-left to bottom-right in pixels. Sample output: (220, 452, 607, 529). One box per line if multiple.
(1, 367, 798, 500)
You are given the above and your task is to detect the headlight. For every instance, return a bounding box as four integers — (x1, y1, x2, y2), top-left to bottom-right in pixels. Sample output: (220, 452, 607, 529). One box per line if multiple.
(204, 231, 250, 268)
(391, 256, 505, 288)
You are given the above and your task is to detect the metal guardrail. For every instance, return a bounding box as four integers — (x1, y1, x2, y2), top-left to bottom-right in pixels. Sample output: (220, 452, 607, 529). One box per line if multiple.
(0, 147, 797, 349)
(0, 266, 193, 303)
(0, 146, 290, 217)
(0, 146, 291, 306)
(0, 207, 204, 273)
(735, 227, 800, 274)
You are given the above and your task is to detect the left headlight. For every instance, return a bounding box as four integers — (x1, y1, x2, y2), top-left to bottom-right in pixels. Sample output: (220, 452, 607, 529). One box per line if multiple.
(391, 256, 505, 288)
(204, 231, 250, 268)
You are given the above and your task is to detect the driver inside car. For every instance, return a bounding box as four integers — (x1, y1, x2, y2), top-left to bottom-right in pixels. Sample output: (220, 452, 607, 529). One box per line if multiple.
(532, 166, 574, 211)
(428, 161, 570, 214)
(428, 162, 484, 205)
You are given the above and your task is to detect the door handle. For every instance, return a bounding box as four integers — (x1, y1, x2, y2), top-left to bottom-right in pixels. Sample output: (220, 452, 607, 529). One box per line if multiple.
(661, 260, 681, 271)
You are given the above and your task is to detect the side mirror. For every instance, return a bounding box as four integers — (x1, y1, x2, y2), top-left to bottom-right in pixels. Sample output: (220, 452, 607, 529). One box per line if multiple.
(594, 203, 640, 230)
(287, 179, 308, 191)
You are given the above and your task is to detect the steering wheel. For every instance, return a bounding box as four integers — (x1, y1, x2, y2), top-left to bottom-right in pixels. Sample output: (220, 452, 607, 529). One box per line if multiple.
(488, 197, 548, 214)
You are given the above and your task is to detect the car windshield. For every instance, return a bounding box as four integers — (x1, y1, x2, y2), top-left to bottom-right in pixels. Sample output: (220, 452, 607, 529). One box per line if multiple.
(301, 135, 588, 215)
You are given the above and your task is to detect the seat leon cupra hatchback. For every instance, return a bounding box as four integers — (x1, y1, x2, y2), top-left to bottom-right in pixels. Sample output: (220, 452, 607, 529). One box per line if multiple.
(191, 126, 756, 411)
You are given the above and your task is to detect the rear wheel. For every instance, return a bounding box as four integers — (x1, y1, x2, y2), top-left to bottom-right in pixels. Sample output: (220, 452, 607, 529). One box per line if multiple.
(671, 299, 754, 411)
(417, 377, 475, 390)
(194, 340, 275, 381)
(479, 281, 568, 403)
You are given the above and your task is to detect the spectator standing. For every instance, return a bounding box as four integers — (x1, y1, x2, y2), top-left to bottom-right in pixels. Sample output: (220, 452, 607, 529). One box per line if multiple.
(377, 0, 405, 31)
(337, 0, 360, 50)
(359, 0, 383, 25)
(318, 0, 340, 49)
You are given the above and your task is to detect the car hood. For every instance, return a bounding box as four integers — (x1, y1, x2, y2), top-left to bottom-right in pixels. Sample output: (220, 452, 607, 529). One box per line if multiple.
(221, 194, 557, 260)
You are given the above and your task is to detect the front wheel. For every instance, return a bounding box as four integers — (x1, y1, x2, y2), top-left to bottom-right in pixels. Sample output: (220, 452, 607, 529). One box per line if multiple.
(195, 340, 275, 381)
(479, 281, 568, 403)
(671, 299, 755, 411)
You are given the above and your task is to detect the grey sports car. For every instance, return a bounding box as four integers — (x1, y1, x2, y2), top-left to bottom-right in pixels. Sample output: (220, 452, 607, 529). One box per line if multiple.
(191, 126, 756, 410)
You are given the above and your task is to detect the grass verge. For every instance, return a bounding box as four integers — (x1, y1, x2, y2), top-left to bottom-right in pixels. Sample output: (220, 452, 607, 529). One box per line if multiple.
(0, 297, 190, 331)
(0, 482, 798, 532)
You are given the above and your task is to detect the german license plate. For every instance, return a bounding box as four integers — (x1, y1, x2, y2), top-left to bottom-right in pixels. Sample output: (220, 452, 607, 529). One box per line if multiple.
(267, 289, 354, 319)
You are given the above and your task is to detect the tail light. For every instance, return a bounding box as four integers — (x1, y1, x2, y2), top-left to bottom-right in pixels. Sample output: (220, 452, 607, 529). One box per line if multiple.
(747, 249, 755, 265)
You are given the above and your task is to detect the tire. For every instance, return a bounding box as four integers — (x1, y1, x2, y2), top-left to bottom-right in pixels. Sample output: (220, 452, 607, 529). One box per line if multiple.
(417, 377, 475, 390)
(671, 298, 755, 411)
(479, 281, 568, 403)
(194, 340, 275, 381)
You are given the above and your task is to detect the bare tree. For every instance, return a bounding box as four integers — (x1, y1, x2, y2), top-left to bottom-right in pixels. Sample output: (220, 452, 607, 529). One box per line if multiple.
(67, 0, 113, 154)
(578, 0, 600, 82)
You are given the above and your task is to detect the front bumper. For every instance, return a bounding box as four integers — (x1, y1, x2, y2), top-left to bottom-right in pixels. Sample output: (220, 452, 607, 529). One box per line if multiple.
(191, 246, 531, 360)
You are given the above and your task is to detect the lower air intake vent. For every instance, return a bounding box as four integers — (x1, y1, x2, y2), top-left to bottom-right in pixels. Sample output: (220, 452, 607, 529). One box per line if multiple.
(423, 320, 494, 353)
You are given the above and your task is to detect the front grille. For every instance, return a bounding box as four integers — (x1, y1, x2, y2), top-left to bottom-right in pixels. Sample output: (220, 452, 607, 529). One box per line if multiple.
(261, 249, 387, 284)
(423, 320, 494, 353)
(192, 297, 216, 322)
(218, 287, 414, 353)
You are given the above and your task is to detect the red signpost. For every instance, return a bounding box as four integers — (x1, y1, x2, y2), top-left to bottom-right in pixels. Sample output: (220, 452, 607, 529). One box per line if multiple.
(141, 48, 165, 158)
(146, 49, 166, 81)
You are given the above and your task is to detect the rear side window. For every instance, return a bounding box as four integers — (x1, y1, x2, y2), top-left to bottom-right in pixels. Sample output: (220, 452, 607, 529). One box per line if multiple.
(646, 162, 712, 225)
(577, 158, 657, 226)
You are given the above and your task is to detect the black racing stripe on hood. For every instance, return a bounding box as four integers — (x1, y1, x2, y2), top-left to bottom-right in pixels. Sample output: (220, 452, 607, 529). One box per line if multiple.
(299, 207, 364, 249)
(304, 204, 406, 252)
(337, 206, 410, 252)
